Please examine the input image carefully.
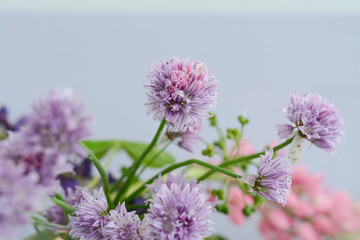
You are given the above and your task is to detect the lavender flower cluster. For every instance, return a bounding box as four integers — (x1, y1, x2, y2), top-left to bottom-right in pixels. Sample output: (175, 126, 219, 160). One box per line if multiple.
(0, 89, 91, 237)
(0, 57, 346, 240)
(68, 174, 214, 240)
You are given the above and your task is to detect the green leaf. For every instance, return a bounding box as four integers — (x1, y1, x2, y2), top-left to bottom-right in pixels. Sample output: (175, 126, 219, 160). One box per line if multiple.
(205, 235, 229, 240)
(81, 140, 121, 159)
(26, 228, 59, 240)
(120, 141, 175, 168)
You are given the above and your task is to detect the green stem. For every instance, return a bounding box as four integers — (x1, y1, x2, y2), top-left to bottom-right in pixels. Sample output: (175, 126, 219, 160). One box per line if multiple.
(88, 144, 118, 188)
(126, 204, 149, 211)
(111, 172, 127, 193)
(137, 141, 171, 177)
(80, 142, 114, 209)
(50, 197, 74, 213)
(32, 217, 67, 230)
(114, 118, 167, 204)
(198, 137, 294, 181)
(125, 159, 243, 203)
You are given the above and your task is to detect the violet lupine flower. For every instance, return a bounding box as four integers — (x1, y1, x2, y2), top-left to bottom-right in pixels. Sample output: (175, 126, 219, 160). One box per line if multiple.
(145, 58, 218, 132)
(277, 93, 344, 154)
(145, 173, 214, 239)
(69, 187, 109, 240)
(23, 88, 92, 162)
(0, 159, 49, 237)
(103, 203, 145, 240)
(241, 149, 293, 206)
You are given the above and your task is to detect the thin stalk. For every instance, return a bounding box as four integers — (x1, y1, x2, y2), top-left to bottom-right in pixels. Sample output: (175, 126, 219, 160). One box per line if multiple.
(32, 217, 67, 230)
(88, 144, 118, 187)
(137, 141, 171, 176)
(50, 198, 74, 213)
(111, 172, 127, 193)
(114, 118, 167, 203)
(80, 142, 113, 209)
(198, 137, 294, 181)
(125, 159, 243, 203)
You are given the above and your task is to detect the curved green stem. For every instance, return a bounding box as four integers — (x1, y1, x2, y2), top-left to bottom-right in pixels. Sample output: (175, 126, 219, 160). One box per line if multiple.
(80, 142, 113, 209)
(111, 171, 127, 193)
(114, 118, 167, 204)
(198, 137, 294, 181)
(137, 141, 171, 177)
(125, 159, 243, 203)
(50, 198, 74, 212)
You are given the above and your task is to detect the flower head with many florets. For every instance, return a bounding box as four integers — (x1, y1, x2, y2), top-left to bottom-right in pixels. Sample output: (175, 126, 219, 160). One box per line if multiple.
(103, 203, 145, 240)
(0, 158, 49, 237)
(69, 187, 109, 240)
(277, 93, 344, 153)
(23, 88, 92, 162)
(144, 173, 214, 240)
(145, 58, 218, 132)
(241, 149, 293, 206)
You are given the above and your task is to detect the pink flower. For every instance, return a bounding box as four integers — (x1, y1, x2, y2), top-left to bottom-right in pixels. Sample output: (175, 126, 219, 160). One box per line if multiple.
(227, 186, 253, 225)
(227, 139, 255, 159)
(295, 222, 321, 240)
(259, 166, 360, 239)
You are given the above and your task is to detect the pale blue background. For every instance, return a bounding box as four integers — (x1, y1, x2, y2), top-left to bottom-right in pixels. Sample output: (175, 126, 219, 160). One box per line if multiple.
(0, 11, 360, 239)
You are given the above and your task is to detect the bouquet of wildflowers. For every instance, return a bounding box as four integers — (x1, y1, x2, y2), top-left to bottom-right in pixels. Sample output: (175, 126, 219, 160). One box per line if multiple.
(0, 57, 357, 240)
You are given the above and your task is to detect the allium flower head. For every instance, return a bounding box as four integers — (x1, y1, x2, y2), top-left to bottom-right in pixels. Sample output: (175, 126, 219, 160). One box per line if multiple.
(165, 127, 201, 153)
(147, 172, 198, 195)
(69, 187, 108, 240)
(1, 131, 71, 188)
(241, 149, 293, 205)
(145, 58, 218, 132)
(0, 159, 49, 237)
(277, 93, 344, 153)
(24, 88, 92, 161)
(103, 203, 145, 240)
(145, 173, 214, 239)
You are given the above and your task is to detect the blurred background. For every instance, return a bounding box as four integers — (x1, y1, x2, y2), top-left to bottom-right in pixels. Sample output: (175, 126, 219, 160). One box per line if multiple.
(1, 0, 360, 239)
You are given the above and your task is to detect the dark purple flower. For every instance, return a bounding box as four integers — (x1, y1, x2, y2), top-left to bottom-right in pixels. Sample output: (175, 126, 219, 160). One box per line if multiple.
(145, 58, 218, 132)
(0, 106, 28, 139)
(241, 149, 293, 205)
(145, 173, 214, 239)
(69, 187, 109, 240)
(278, 93, 344, 153)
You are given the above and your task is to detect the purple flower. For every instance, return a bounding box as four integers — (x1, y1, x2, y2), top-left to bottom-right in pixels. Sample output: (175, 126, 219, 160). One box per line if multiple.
(240, 149, 293, 206)
(103, 203, 145, 240)
(0, 106, 28, 139)
(147, 173, 198, 195)
(0, 159, 49, 237)
(69, 187, 109, 240)
(24, 88, 92, 162)
(165, 127, 201, 153)
(0, 132, 72, 188)
(145, 58, 218, 132)
(278, 93, 344, 153)
(145, 173, 214, 239)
